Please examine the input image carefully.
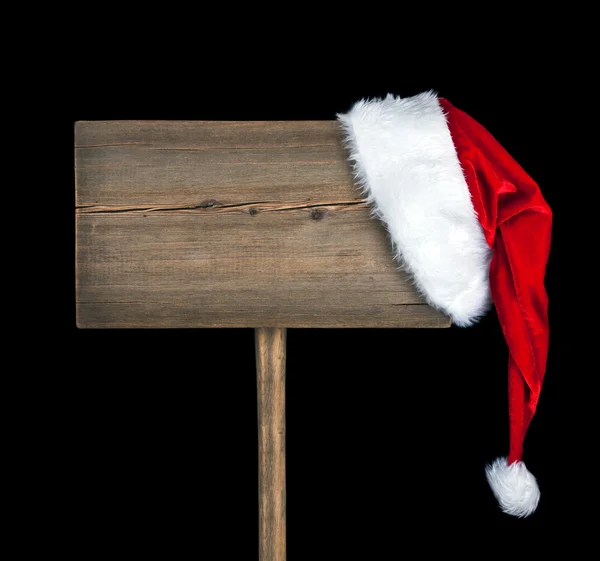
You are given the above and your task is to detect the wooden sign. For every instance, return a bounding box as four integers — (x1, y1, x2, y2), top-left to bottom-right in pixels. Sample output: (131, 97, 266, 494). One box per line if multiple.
(75, 120, 450, 560)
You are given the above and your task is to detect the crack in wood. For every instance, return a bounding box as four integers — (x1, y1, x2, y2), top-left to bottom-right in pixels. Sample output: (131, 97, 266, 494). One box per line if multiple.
(76, 200, 368, 215)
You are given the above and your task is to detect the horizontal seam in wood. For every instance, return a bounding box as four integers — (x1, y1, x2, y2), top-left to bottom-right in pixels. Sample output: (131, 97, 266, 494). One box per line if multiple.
(75, 144, 336, 150)
(76, 200, 367, 214)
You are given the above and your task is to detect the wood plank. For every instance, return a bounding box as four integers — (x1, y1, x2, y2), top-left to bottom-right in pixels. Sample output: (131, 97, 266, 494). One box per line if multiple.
(256, 328, 287, 561)
(75, 121, 450, 328)
(75, 121, 353, 207)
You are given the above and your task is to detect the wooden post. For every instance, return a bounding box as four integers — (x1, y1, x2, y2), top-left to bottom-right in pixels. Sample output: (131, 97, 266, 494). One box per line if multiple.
(255, 327, 287, 561)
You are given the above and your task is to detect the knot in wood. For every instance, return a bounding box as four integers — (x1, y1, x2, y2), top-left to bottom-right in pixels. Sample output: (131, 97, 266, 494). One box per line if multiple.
(310, 208, 327, 221)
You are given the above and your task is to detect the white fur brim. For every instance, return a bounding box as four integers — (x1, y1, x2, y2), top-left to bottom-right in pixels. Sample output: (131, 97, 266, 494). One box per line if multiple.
(485, 457, 540, 517)
(337, 91, 493, 326)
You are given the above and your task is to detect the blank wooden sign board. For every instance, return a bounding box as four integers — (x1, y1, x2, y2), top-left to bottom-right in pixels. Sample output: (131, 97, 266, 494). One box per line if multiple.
(75, 121, 450, 560)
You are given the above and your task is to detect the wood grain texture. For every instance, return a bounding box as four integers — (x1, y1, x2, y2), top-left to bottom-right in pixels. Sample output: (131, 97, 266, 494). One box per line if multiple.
(75, 121, 451, 328)
(75, 121, 353, 207)
(256, 328, 286, 561)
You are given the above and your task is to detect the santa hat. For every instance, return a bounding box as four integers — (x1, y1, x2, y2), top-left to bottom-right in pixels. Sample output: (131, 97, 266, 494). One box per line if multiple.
(337, 91, 551, 518)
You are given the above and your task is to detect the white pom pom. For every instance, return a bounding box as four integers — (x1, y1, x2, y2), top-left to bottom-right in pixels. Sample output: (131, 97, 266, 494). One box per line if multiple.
(485, 457, 540, 517)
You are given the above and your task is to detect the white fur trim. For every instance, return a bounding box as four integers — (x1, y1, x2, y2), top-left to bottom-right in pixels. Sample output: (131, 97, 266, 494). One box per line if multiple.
(485, 457, 540, 517)
(337, 91, 493, 326)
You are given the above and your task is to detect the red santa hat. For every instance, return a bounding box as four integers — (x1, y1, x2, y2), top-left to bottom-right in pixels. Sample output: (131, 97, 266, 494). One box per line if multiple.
(337, 91, 551, 518)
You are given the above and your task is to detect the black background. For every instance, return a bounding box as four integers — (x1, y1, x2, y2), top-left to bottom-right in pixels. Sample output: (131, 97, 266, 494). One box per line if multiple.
(64, 46, 573, 555)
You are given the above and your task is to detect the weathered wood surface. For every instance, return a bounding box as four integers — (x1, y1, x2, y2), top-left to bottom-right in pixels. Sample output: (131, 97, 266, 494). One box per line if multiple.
(256, 328, 287, 561)
(75, 121, 450, 328)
